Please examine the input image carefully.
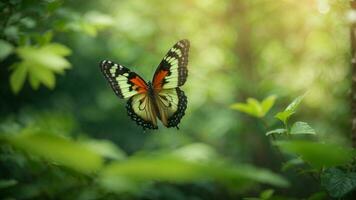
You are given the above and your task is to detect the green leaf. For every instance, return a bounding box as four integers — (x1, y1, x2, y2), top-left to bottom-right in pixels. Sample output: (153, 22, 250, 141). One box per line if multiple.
(231, 96, 276, 118)
(29, 66, 56, 89)
(266, 128, 286, 136)
(0, 39, 14, 60)
(100, 153, 289, 193)
(0, 179, 17, 189)
(275, 110, 295, 125)
(290, 121, 316, 135)
(7, 132, 103, 173)
(173, 143, 218, 162)
(42, 43, 72, 56)
(80, 139, 127, 160)
(10, 63, 27, 94)
(230, 102, 258, 117)
(260, 189, 274, 199)
(275, 94, 305, 124)
(261, 95, 276, 115)
(282, 157, 304, 171)
(275, 141, 353, 169)
(17, 44, 71, 73)
(321, 168, 356, 198)
(286, 94, 305, 112)
(80, 22, 97, 37)
(29, 70, 41, 90)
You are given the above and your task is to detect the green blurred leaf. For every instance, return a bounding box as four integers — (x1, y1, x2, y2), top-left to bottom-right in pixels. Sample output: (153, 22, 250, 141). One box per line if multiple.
(0, 39, 14, 60)
(321, 168, 356, 198)
(282, 157, 304, 171)
(290, 121, 315, 135)
(7, 132, 103, 173)
(275, 141, 353, 169)
(35, 31, 53, 46)
(80, 23, 97, 37)
(307, 192, 327, 200)
(10, 63, 27, 94)
(261, 95, 276, 115)
(80, 139, 126, 160)
(173, 143, 218, 162)
(285, 94, 305, 112)
(266, 128, 286, 136)
(231, 96, 275, 118)
(42, 43, 72, 56)
(29, 65, 56, 89)
(275, 94, 305, 124)
(29, 70, 41, 89)
(100, 153, 289, 194)
(260, 189, 274, 199)
(17, 44, 71, 73)
(12, 43, 72, 92)
(0, 179, 17, 189)
(275, 110, 295, 125)
(47, 0, 63, 13)
(84, 11, 114, 29)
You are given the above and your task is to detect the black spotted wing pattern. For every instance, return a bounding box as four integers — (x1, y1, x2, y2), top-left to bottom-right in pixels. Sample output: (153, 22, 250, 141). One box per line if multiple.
(152, 39, 190, 90)
(155, 88, 187, 128)
(100, 60, 148, 99)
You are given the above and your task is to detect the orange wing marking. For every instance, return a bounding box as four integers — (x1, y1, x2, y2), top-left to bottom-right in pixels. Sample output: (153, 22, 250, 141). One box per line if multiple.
(153, 70, 168, 91)
(130, 76, 148, 93)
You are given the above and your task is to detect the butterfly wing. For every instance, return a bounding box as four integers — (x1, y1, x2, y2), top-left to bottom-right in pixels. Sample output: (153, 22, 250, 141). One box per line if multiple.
(155, 88, 187, 128)
(126, 94, 158, 129)
(152, 39, 190, 91)
(100, 60, 158, 129)
(150, 40, 190, 128)
(100, 60, 148, 99)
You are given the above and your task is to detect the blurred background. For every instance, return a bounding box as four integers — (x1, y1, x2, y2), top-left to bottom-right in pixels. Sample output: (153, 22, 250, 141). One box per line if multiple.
(0, 0, 354, 199)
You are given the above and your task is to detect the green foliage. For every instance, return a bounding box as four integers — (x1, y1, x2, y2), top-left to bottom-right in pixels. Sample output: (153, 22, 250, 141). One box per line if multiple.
(0, 179, 17, 189)
(275, 141, 353, 169)
(265, 128, 287, 136)
(100, 154, 288, 194)
(6, 132, 104, 173)
(307, 192, 327, 200)
(231, 95, 276, 118)
(321, 168, 356, 198)
(260, 189, 274, 200)
(80, 139, 127, 160)
(0, 39, 14, 60)
(275, 94, 305, 124)
(290, 121, 315, 135)
(10, 43, 72, 93)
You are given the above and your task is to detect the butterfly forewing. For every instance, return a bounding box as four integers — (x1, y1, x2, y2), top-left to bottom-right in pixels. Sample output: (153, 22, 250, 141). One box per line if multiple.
(152, 39, 190, 90)
(100, 60, 148, 99)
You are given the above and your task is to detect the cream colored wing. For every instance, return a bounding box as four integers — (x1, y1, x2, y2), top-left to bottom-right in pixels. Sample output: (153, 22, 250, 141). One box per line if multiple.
(126, 93, 158, 130)
(155, 88, 187, 128)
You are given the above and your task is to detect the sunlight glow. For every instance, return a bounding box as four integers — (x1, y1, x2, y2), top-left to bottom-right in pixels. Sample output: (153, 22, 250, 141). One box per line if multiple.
(317, 0, 330, 14)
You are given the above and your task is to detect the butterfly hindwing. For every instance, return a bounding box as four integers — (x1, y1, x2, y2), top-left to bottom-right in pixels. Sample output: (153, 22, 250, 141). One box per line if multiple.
(155, 88, 187, 128)
(100, 60, 148, 99)
(153, 39, 190, 90)
(126, 93, 158, 129)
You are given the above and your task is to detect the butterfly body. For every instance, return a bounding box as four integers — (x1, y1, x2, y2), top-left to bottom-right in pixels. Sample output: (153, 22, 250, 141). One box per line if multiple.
(100, 40, 190, 130)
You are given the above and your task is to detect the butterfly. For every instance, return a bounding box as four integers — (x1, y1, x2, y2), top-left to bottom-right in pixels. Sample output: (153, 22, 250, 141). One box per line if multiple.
(100, 39, 189, 130)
